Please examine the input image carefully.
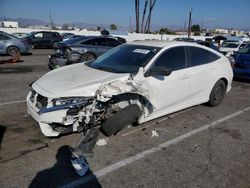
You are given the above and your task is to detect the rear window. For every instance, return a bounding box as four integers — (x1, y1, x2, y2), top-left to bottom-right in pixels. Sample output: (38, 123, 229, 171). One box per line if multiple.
(187, 46, 220, 67)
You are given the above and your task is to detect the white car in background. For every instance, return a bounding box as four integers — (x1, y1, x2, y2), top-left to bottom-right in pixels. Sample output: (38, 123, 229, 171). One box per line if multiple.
(220, 42, 247, 57)
(27, 41, 233, 137)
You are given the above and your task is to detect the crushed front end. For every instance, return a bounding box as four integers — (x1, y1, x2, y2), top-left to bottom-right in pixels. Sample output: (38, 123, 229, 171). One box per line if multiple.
(26, 88, 107, 137)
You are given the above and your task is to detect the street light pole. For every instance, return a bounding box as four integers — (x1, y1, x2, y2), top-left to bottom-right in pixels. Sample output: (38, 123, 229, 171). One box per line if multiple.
(188, 8, 192, 39)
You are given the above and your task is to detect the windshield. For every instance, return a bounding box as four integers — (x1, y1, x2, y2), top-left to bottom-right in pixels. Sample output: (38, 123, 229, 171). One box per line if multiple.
(237, 44, 250, 54)
(87, 44, 160, 73)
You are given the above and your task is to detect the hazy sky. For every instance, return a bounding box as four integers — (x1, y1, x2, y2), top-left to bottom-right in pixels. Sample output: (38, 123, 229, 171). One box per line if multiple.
(0, 0, 249, 29)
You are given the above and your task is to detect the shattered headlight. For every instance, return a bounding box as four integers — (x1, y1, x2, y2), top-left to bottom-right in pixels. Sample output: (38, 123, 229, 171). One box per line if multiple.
(52, 97, 90, 107)
(38, 97, 93, 114)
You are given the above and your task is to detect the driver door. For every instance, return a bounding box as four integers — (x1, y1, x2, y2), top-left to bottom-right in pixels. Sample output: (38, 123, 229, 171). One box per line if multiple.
(143, 46, 191, 117)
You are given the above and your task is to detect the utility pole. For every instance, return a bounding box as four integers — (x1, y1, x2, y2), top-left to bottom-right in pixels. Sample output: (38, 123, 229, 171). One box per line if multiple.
(188, 8, 192, 39)
(130, 15, 132, 33)
(49, 9, 52, 28)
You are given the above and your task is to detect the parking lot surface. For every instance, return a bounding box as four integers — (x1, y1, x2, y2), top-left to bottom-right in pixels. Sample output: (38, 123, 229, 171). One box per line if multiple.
(0, 50, 250, 188)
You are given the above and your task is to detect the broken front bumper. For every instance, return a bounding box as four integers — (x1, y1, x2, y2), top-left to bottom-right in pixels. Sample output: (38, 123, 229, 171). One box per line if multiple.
(48, 54, 68, 70)
(26, 91, 68, 137)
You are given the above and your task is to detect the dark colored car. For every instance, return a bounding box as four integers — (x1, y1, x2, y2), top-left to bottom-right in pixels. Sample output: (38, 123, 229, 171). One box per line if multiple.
(48, 36, 126, 70)
(196, 40, 219, 51)
(26, 31, 62, 48)
(230, 44, 250, 80)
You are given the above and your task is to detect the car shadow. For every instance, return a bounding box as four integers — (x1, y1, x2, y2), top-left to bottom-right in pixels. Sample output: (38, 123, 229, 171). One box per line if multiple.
(233, 77, 250, 83)
(28, 145, 102, 188)
(0, 67, 32, 74)
(0, 125, 6, 150)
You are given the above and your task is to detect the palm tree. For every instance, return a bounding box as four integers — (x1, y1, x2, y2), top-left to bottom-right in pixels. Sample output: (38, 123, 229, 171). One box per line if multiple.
(145, 0, 157, 33)
(135, 0, 140, 33)
(141, 0, 148, 33)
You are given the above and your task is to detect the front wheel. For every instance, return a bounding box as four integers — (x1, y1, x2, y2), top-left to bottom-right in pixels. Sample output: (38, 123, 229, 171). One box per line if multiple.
(208, 80, 226, 107)
(7, 46, 20, 56)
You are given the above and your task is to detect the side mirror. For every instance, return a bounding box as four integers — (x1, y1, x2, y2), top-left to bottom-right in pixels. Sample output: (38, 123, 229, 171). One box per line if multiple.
(144, 66, 172, 77)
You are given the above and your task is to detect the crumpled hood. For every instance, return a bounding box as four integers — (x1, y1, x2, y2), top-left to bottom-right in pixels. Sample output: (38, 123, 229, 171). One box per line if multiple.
(33, 63, 129, 98)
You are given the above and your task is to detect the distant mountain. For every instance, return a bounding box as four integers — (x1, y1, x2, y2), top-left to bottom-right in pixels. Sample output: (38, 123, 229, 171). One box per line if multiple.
(0, 17, 48, 27)
(0, 17, 185, 32)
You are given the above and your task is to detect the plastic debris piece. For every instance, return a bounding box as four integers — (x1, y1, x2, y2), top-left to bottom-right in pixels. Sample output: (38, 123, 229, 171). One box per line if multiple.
(151, 130, 159, 137)
(71, 155, 89, 176)
(96, 138, 108, 146)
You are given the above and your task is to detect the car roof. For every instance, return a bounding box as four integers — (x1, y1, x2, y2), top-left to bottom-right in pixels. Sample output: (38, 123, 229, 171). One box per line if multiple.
(129, 40, 196, 48)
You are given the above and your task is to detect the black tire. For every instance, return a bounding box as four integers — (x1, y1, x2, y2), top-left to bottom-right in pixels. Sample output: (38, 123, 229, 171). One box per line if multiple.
(80, 53, 96, 62)
(208, 80, 226, 107)
(7, 45, 20, 56)
(51, 41, 58, 49)
(101, 104, 142, 136)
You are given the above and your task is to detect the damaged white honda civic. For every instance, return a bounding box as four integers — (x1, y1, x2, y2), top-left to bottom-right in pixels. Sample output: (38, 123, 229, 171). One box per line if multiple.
(27, 40, 233, 137)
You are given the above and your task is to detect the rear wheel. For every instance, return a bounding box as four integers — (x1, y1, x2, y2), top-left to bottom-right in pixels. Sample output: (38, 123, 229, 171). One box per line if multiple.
(7, 45, 20, 56)
(80, 53, 96, 62)
(208, 80, 226, 107)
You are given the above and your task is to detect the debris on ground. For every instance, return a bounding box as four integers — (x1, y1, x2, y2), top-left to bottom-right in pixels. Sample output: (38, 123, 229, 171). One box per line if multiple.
(155, 128, 168, 137)
(151, 130, 159, 137)
(191, 144, 200, 152)
(96, 138, 108, 146)
(0, 52, 22, 65)
(71, 155, 89, 176)
(71, 128, 100, 158)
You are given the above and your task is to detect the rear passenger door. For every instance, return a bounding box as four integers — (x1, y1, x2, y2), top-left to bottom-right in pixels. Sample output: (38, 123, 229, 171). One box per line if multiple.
(186, 46, 221, 104)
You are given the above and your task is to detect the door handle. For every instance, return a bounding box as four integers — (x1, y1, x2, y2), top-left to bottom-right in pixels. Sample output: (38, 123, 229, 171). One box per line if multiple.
(180, 74, 190, 79)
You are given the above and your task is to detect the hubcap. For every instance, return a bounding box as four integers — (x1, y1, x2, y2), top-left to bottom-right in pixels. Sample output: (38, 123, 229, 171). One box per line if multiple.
(214, 85, 223, 102)
(82, 54, 95, 62)
(8, 47, 19, 56)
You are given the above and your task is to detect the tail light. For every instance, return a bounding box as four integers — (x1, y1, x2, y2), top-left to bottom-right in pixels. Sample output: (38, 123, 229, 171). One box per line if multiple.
(228, 56, 235, 67)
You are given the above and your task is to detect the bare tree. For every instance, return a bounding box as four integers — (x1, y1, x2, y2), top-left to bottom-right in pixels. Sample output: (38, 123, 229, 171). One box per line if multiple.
(141, 0, 148, 33)
(135, 0, 140, 33)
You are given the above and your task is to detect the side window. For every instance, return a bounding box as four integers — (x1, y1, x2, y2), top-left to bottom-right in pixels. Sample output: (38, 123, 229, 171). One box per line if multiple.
(188, 47, 220, 67)
(34, 33, 43, 38)
(81, 39, 96, 45)
(153, 47, 186, 71)
(106, 38, 121, 47)
(95, 38, 107, 46)
(0, 34, 10, 40)
(43, 32, 53, 38)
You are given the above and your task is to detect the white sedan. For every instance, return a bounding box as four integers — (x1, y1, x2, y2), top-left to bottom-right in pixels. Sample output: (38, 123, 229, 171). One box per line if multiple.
(27, 40, 233, 137)
(220, 42, 247, 57)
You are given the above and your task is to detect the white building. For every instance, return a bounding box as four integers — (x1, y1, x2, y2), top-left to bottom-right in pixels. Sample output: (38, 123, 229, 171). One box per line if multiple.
(215, 29, 228, 34)
(1, 21, 18, 28)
